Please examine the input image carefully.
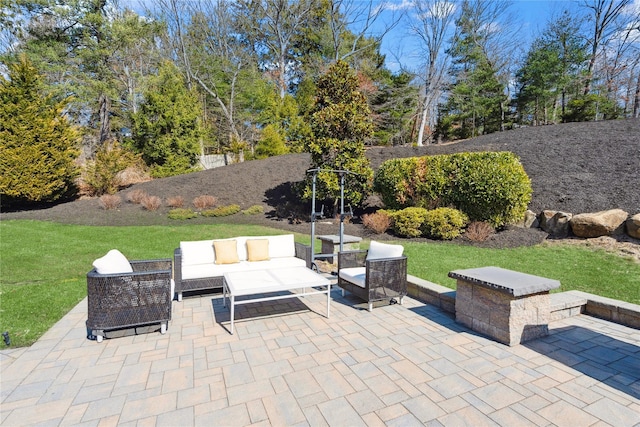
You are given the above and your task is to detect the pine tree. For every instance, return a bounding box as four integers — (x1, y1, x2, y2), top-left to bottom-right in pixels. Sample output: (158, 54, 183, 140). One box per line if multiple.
(304, 61, 374, 208)
(0, 55, 80, 206)
(130, 62, 203, 177)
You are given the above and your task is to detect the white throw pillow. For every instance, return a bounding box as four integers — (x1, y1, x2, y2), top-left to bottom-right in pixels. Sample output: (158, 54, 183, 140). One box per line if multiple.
(366, 240, 404, 260)
(93, 249, 133, 274)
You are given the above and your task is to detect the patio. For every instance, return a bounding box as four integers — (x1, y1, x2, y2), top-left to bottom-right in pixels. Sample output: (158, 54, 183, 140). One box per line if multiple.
(1, 281, 639, 426)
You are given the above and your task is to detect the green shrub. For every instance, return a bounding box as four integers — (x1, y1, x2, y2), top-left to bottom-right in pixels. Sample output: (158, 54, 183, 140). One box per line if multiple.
(84, 143, 143, 196)
(390, 207, 429, 238)
(242, 205, 264, 215)
(168, 208, 197, 220)
(421, 208, 468, 240)
(202, 204, 241, 217)
(374, 152, 531, 227)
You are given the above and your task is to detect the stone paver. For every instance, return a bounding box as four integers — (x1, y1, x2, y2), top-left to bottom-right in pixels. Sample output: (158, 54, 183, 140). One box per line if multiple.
(1, 287, 639, 426)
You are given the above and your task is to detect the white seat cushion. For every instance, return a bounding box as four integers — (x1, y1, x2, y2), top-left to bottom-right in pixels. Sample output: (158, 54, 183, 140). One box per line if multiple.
(366, 240, 404, 260)
(339, 267, 366, 288)
(92, 249, 133, 274)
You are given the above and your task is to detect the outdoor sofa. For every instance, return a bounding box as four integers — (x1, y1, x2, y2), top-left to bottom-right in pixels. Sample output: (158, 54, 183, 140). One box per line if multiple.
(173, 234, 311, 301)
(338, 240, 408, 311)
(87, 250, 173, 342)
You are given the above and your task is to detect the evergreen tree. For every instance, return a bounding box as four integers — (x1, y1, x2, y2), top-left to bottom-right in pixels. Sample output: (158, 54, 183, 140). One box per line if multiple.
(438, 0, 508, 139)
(130, 62, 203, 177)
(0, 55, 80, 205)
(304, 60, 374, 208)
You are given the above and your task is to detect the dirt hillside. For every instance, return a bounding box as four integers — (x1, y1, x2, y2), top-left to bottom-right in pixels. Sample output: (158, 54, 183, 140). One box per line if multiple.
(3, 119, 639, 249)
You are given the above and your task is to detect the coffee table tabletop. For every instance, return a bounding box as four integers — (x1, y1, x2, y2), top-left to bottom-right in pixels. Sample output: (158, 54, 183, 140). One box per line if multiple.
(223, 267, 331, 334)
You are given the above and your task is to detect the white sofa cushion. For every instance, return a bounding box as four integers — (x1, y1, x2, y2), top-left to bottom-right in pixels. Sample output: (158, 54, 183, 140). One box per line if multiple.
(339, 267, 366, 288)
(180, 240, 215, 266)
(366, 240, 404, 260)
(267, 234, 296, 258)
(180, 256, 306, 280)
(93, 249, 133, 274)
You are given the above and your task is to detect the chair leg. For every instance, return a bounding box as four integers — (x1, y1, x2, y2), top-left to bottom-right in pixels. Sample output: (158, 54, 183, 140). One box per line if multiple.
(341, 288, 345, 297)
(368, 302, 373, 312)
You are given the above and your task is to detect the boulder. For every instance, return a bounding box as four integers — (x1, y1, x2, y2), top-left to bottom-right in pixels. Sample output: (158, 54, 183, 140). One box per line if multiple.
(539, 210, 572, 238)
(570, 209, 628, 238)
(523, 210, 539, 228)
(627, 213, 640, 239)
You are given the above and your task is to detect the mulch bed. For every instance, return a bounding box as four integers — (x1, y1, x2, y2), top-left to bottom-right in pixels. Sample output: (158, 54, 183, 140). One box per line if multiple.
(4, 119, 639, 249)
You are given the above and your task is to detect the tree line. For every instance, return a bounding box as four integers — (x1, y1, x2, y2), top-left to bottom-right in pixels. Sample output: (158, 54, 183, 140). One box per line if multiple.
(1, 0, 639, 203)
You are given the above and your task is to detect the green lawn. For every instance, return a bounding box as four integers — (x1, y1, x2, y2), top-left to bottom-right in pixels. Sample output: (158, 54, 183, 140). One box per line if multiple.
(1, 220, 638, 347)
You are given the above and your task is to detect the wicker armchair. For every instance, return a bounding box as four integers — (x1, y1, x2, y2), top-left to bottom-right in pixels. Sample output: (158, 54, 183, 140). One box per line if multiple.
(337, 246, 407, 312)
(86, 258, 172, 342)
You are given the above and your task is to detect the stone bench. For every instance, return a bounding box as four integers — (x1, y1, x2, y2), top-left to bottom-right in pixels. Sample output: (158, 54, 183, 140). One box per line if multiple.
(448, 266, 561, 346)
(317, 234, 362, 263)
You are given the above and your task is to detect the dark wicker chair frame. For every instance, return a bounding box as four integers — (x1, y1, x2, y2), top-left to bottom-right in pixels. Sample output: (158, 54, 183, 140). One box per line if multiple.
(86, 258, 172, 343)
(173, 242, 312, 301)
(337, 250, 408, 311)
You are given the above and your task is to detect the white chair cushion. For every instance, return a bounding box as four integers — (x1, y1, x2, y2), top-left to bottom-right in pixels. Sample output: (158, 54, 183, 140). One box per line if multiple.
(339, 267, 366, 288)
(180, 240, 215, 266)
(93, 249, 133, 274)
(366, 240, 404, 260)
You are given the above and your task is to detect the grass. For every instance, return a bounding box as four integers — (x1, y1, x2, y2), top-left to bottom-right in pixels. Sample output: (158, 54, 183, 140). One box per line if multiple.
(1, 219, 639, 348)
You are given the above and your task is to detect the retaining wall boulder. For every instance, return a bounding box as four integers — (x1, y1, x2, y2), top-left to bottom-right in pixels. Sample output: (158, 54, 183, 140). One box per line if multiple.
(570, 209, 628, 238)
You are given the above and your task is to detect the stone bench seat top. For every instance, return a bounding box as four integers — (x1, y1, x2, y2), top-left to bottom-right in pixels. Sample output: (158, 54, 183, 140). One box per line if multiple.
(448, 266, 560, 297)
(317, 234, 362, 244)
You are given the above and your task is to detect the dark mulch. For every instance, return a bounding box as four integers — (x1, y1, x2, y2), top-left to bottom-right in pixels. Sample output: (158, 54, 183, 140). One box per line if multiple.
(3, 119, 639, 249)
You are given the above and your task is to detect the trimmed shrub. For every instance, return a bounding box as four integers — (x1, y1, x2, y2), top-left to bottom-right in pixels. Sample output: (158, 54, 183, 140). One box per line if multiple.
(374, 152, 531, 227)
(141, 195, 161, 211)
(168, 208, 197, 220)
(421, 208, 468, 240)
(242, 205, 264, 215)
(98, 194, 121, 210)
(390, 207, 429, 238)
(166, 196, 185, 208)
(464, 221, 495, 242)
(202, 204, 241, 217)
(193, 195, 217, 210)
(362, 211, 392, 234)
(127, 189, 148, 204)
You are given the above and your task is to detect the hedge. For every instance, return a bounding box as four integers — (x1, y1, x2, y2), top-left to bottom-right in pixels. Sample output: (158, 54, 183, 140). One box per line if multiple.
(374, 152, 532, 227)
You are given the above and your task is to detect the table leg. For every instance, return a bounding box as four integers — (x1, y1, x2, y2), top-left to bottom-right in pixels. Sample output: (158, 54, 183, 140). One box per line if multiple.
(230, 295, 235, 334)
(327, 283, 331, 318)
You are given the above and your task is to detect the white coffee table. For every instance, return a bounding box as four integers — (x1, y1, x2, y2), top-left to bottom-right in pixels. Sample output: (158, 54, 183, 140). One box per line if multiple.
(223, 267, 331, 334)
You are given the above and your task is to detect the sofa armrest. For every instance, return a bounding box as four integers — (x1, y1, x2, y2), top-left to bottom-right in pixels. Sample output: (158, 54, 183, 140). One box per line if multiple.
(338, 250, 368, 270)
(365, 256, 408, 294)
(295, 242, 313, 269)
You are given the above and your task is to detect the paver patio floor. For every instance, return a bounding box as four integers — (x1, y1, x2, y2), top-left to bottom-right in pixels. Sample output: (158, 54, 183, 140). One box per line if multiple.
(1, 285, 639, 426)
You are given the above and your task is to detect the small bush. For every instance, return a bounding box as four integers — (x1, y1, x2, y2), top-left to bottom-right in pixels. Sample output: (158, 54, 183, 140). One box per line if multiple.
(390, 207, 429, 238)
(421, 208, 468, 240)
(242, 205, 264, 215)
(202, 204, 241, 217)
(362, 211, 392, 234)
(127, 189, 148, 204)
(83, 143, 142, 196)
(166, 196, 185, 208)
(168, 208, 198, 220)
(98, 194, 122, 210)
(193, 195, 217, 210)
(141, 195, 161, 211)
(465, 221, 495, 242)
